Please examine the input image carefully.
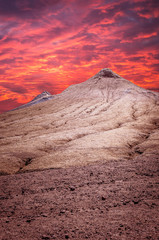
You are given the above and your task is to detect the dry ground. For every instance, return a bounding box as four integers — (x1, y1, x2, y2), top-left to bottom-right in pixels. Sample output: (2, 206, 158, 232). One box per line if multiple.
(0, 154, 159, 240)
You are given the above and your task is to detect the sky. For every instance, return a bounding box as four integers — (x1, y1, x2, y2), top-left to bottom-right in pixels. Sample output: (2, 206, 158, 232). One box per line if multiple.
(0, 0, 159, 113)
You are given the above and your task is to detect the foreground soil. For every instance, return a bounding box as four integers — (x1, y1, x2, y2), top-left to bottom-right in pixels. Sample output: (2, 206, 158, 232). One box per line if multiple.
(0, 154, 158, 240)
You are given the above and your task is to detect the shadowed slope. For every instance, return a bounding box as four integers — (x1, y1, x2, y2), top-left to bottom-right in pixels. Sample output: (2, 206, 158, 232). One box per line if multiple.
(0, 69, 159, 174)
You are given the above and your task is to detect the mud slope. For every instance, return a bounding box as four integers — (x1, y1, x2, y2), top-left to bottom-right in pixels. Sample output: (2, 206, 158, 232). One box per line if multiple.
(0, 68, 159, 174)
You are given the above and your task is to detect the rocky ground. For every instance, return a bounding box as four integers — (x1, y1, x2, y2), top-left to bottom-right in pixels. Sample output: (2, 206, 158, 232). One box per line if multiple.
(0, 154, 158, 240)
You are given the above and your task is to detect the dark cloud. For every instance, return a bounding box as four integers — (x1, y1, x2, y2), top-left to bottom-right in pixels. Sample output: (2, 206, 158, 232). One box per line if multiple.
(21, 36, 38, 44)
(82, 33, 99, 42)
(0, 21, 19, 33)
(98, 45, 116, 53)
(123, 18, 159, 40)
(24, 74, 44, 81)
(82, 45, 96, 51)
(136, 0, 159, 14)
(0, 48, 14, 56)
(0, 83, 28, 94)
(114, 65, 136, 71)
(0, 57, 23, 65)
(73, 0, 102, 7)
(83, 9, 106, 25)
(106, 2, 133, 18)
(83, 1, 133, 25)
(0, 98, 20, 113)
(69, 31, 98, 42)
(122, 73, 147, 85)
(46, 26, 67, 41)
(149, 63, 159, 71)
(0, 68, 6, 74)
(104, 0, 158, 21)
(0, 58, 16, 65)
(114, 35, 159, 55)
(0, 0, 64, 19)
(83, 54, 99, 62)
(98, 1, 159, 41)
(46, 58, 61, 67)
(0, 36, 18, 43)
(153, 53, 159, 60)
(54, 49, 67, 55)
(36, 82, 56, 94)
(128, 56, 145, 61)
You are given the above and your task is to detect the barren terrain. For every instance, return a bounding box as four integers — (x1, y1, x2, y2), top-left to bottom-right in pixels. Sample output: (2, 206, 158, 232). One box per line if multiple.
(0, 154, 158, 240)
(0, 69, 159, 239)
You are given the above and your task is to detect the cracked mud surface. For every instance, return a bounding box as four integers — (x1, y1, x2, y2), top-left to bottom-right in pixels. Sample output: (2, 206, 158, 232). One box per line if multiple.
(0, 155, 159, 240)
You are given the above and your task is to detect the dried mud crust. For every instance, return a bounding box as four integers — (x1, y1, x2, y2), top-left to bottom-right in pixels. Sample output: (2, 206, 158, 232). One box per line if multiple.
(0, 155, 159, 240)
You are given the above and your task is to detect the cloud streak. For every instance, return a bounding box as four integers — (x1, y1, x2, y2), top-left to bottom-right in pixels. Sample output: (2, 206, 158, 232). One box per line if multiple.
(0, 0, 159, 113)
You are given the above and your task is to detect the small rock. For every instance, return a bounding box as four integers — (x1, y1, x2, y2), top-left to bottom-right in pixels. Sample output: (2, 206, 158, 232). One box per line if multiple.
(132, 199, 139, 204)
(70, 186, 75, 191)
(21, 188, 25, 195)
(60, 209, 65, 214)
(26, 219, 31, 223)
(42, 236, 50, 240)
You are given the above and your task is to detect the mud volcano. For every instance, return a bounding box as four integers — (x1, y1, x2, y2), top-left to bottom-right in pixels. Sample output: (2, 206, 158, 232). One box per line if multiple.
(0, 69, 159, 239)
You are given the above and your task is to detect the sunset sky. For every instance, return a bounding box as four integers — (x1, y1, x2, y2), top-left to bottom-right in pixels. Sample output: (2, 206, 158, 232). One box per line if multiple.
(0, 0, 159, 113)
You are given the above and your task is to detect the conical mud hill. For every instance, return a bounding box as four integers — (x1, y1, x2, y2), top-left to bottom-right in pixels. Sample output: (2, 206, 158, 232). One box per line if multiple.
(0, 69, 159, 174)
(60, 68, 157, 101)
